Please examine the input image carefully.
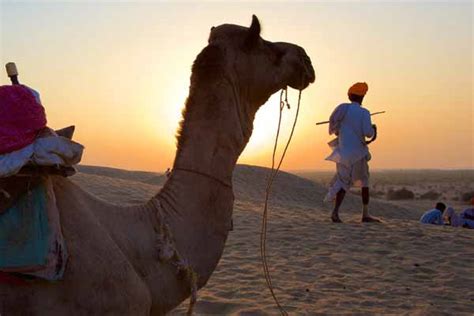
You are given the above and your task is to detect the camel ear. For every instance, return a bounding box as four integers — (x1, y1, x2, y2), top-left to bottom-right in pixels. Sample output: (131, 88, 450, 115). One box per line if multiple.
(244, 15, 261, 50)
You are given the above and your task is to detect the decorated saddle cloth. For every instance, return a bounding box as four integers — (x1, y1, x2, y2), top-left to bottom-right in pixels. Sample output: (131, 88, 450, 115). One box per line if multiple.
(0, 178, 67, 281)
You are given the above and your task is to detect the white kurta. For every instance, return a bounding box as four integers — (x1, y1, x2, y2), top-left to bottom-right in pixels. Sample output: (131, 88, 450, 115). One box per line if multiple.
(324, 102, 375, 202)
(326, 102, 374, 167)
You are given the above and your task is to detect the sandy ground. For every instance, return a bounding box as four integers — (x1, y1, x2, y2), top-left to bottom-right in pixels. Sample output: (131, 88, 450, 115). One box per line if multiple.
(72, 165, 474, 315)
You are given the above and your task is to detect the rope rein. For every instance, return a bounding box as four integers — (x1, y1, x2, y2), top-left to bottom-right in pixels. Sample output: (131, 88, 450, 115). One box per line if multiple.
(173, 167, 233, 189)
(261, 88, 302, 316)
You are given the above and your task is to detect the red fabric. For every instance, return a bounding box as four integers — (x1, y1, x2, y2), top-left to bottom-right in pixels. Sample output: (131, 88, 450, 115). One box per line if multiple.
(0, 85, 47, 154)
(0, 271, 27, 285)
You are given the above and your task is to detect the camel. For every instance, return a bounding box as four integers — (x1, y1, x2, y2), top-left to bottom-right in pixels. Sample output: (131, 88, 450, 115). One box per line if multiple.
(0, 15, 315, 315)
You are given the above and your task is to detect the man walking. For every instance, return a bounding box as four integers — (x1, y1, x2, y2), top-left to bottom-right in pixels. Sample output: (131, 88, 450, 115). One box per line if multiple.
(324, 82, 379, 223)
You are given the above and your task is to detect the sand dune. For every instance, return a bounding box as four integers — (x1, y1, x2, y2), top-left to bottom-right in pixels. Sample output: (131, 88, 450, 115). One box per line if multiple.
(71, 165, 474, 315)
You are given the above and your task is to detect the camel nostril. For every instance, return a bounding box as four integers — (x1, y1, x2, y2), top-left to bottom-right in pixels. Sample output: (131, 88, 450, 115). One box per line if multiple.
(299, 53, 315, 83)
(307, 62, 315, 82)
(308, 69, 316, 83)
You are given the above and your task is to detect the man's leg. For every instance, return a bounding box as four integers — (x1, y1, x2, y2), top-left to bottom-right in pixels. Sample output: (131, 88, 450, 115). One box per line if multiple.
(361, 186, 381, 222)
(362, 186, 370, 217)
(327, 162, 350, 222)
(332, 188, 345, 223)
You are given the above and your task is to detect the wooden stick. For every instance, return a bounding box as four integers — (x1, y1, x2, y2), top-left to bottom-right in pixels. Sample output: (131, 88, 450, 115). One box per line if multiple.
(5, 62, 20, 85)
(315, 111, 386, 125)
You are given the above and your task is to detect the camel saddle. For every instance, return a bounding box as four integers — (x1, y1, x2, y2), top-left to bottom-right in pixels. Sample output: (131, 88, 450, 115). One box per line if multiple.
(0, 126, 76, 214)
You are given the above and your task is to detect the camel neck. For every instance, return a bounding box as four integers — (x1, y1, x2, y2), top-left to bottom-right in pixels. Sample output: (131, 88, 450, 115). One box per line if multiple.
(151, 81, 240, 294)
(155, 78, 244, 226)
(172, 80, 248, 184)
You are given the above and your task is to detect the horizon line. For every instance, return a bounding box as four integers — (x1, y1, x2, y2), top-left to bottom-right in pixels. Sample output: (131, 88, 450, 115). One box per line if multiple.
(78, 163, 474, 174)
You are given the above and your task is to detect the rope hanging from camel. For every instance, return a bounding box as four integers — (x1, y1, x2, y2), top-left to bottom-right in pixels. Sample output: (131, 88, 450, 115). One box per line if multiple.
(151, 198, 198, 315)
(260, 87, 302, 316)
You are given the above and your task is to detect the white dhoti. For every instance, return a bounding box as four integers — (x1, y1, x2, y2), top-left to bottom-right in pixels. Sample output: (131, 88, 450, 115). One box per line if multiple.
(324, 156, 370, 202)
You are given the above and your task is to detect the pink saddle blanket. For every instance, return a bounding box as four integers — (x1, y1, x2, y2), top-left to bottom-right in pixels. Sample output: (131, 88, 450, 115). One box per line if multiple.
(0, 85, 47, 154)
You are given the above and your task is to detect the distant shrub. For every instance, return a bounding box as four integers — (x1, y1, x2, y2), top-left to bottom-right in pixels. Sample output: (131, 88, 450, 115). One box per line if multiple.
(373, 190, 385, 197)
(461, 191, 474, 202)
(386, 187, 415, 200)
(419, 190, 441, 200)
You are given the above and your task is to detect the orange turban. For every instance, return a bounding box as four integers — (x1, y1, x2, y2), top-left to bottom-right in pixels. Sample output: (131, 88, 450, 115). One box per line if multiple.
(348, 82, 368, 97)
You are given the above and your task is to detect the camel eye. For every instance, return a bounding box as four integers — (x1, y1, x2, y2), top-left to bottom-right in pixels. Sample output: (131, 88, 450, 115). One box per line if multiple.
(211, 26, 215, 31)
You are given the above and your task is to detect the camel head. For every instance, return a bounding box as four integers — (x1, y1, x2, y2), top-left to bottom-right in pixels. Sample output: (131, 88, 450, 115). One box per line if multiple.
(180, 15, 315, 158)
(205, 15, 315, 107)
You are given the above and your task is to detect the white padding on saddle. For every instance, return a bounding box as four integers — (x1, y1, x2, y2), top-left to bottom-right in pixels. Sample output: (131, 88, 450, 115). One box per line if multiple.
(0, 136, 84, 178)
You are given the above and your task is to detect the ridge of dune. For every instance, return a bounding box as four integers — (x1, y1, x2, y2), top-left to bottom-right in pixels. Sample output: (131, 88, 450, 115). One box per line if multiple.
(76, 165, 161, 183)
(71, 172, 160, 205)
(73, 164, 414, 219)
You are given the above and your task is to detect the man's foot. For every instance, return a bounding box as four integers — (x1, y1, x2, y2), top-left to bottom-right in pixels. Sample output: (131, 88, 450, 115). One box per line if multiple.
(331, 213, 343, 223)
(361, 216, 382, 223)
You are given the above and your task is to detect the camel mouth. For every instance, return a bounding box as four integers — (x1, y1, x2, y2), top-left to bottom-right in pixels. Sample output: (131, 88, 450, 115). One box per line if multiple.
(288, 52, 315, 90)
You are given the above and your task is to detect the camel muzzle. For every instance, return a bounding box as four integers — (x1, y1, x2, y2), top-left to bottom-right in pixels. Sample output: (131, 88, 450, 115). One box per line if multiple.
(277, 43, 315, 90)
(293, 48, 315, 90)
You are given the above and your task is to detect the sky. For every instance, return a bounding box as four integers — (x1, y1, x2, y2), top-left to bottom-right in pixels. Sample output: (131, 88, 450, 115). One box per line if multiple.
(0, 0, 472, 172)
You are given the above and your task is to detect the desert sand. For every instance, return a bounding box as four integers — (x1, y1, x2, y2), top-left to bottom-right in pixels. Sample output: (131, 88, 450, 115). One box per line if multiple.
(72, 165, 474, 315)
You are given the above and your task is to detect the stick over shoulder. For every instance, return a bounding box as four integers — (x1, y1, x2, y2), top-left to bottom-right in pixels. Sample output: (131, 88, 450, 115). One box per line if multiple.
(316, 111, 386, 125)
